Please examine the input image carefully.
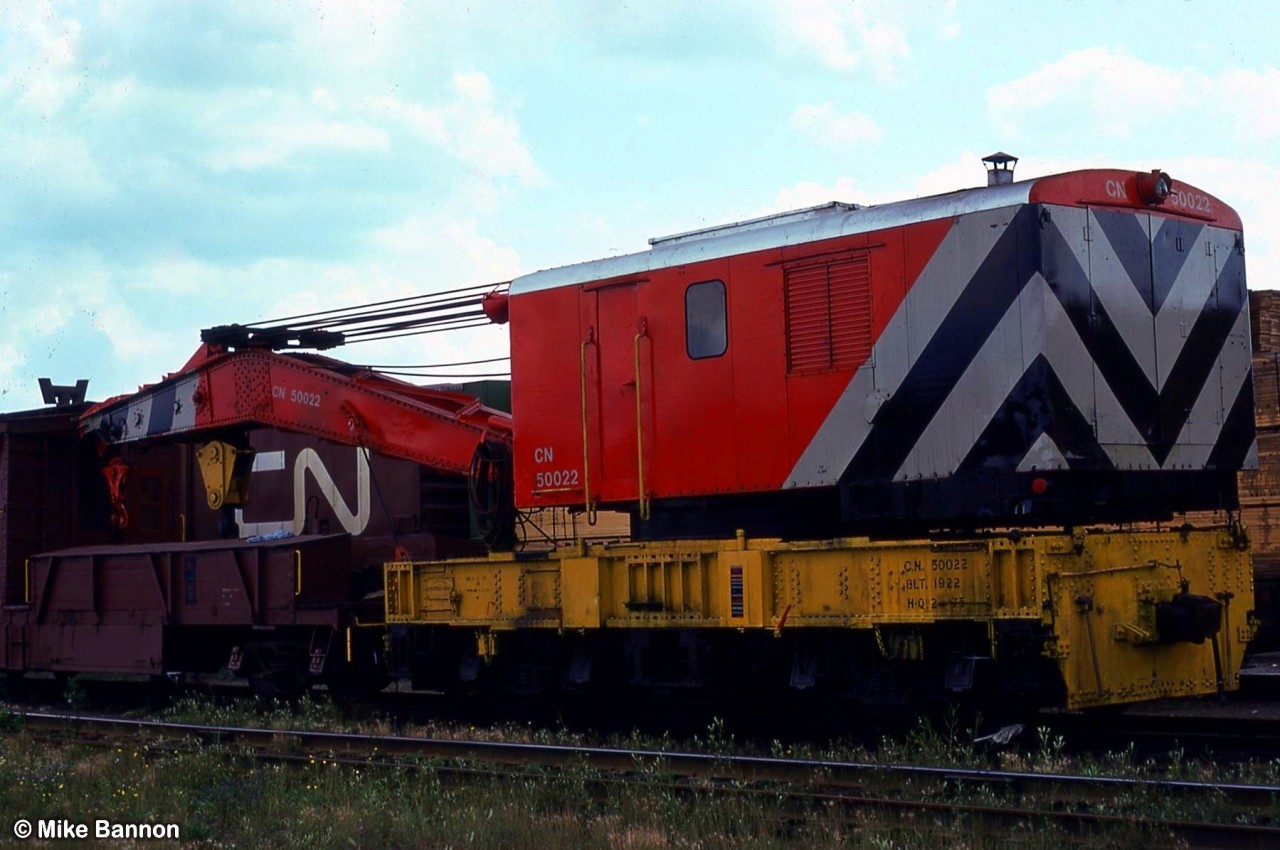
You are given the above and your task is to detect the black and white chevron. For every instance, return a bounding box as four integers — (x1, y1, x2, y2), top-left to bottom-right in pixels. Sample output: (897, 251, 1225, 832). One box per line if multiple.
(787, 202, 1256, 496)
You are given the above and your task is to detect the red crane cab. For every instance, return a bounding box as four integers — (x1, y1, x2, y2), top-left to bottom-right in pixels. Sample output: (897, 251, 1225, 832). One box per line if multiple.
(507, 169, 1254, 539)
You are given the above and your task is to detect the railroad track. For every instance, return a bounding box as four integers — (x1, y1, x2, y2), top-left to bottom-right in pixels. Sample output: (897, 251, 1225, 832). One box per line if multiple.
(7, 709, 1280, 848)
(16, 673, 1280, 757)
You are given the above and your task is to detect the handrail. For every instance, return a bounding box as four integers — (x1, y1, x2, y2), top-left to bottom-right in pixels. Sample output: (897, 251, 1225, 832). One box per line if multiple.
(580, 331, 597, 525)
(634, 319, 651, 521)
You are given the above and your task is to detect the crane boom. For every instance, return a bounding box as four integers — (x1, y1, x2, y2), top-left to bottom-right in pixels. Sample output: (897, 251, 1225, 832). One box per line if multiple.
(80, 344, 512, 475)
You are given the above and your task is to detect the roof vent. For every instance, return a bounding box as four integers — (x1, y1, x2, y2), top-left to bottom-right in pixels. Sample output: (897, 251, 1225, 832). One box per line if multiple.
(982, 151, 1018, 186)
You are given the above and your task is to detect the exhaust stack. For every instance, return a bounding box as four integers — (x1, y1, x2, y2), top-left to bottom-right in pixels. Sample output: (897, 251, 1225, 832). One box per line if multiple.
(982, 151, 1018, 186)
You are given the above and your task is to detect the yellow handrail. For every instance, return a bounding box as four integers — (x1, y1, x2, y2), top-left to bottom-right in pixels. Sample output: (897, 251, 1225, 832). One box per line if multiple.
(580, 333, 597, 525)
(293, 549, 303, 597)
(634, 320, 650, 521)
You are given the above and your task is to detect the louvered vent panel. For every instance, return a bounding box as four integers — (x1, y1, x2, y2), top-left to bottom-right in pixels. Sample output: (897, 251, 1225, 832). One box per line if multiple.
(785, 252, 872, 374)
(786, 265, 832, 372)
(829, 255, 872, 368)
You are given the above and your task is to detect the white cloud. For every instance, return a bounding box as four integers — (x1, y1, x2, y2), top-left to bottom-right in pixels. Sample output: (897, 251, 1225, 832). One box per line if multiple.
(792, 102, 883, 145)
(0, 130, 114, 199)
(987, 47, 1280, 143)
(374, 71, 544, 184)
(752, 177, 874, 217)
(131, 255, 224, 295)
(29, 299, 75, 336)
(0, 242, 519, 407)
(763, 0, 945, 80)
(778, 0, 906, 77)
(895, 152, 1024, 198)
(987, 47, 1184, 141)
(571, 0, 938, 80)
(1217, 67, 1280, 141)
(299, 0, 409, 72)
(371, 215, 521, 283)
(0, 339, 25, 406)
(82, 297, 172, 362)
(762, 153, 1004, 215)
(0, 2, 84, 116)
(208, 117, 390, 171)
(0, 252, 190, 405)
(0, 4, 541, 407)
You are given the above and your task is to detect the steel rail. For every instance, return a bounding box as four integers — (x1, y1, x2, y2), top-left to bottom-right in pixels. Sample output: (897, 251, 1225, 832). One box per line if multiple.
(9, 710, 1280, 847)
(13, 710, 1280, 803)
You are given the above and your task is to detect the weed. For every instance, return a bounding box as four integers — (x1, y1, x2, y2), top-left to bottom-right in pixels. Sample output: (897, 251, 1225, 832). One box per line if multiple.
(0, 707, 23, 732)
(62, 675, 88, 710)
(1031, 725, 1067, 772)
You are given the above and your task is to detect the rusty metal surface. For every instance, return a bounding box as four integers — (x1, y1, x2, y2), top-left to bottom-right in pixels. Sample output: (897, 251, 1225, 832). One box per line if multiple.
(0, 405, 476, 679)
(5, 534, 352, 674)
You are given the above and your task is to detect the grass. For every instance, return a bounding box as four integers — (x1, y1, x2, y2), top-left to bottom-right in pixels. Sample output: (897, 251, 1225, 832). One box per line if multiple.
(147, 693, 1280, 790)
(0, 729, 1186, 849)
(3, 695, 1277, 848)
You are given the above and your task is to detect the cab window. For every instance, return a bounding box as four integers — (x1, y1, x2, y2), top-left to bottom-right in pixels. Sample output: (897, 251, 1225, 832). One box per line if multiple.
(685, 280, 727, 359)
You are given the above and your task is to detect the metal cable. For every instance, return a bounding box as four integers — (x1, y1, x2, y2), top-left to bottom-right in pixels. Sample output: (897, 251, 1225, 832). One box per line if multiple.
(250, 282, 506, 328)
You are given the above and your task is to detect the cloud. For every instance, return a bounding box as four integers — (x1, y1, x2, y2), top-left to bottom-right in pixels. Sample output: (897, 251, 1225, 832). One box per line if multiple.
(1217, 67, 1280, 141)
(763, 0, 910, 79)
(207, 118, 390, 172)
(0, 339, 23, 405)
(371, 215, 522, 284)
(761, 153, 996, 215)
(81, 297, 172, 362)
(766, 0, 963, 79)
(0, 6, 519, 406)
(0, 234, 520, 407)
(0, 248, 188, 405)
(987, 47, 1280, 144)
(0, 4, 545, 263)
(0, 2, 85, 116)
(747, 177, 872, 218)
(984, 47, 1277, 285)
(567, 0, 946, 80)
(792, 102, 883, 145)
(373, 71, 544, 184)
(130, 255, 226, 295)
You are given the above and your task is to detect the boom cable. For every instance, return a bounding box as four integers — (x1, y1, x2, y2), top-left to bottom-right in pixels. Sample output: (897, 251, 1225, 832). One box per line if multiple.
(359, 356, 509, 370)
(202, 281, 510, 352)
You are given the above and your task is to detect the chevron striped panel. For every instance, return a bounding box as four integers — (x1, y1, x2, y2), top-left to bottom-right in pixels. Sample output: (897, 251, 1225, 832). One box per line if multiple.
(788, 202, 1254, 495)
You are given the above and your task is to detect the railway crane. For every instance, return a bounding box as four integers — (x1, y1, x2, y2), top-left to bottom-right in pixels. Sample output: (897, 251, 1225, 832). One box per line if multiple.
(5, 158, 1259, 712)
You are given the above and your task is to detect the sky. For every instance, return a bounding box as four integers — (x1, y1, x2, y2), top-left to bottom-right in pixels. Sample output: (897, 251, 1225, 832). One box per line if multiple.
(2, 0, 1278, 410)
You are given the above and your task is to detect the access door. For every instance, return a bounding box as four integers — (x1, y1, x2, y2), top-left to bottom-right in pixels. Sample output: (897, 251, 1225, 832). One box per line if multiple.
(588, 281, 643, 506)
